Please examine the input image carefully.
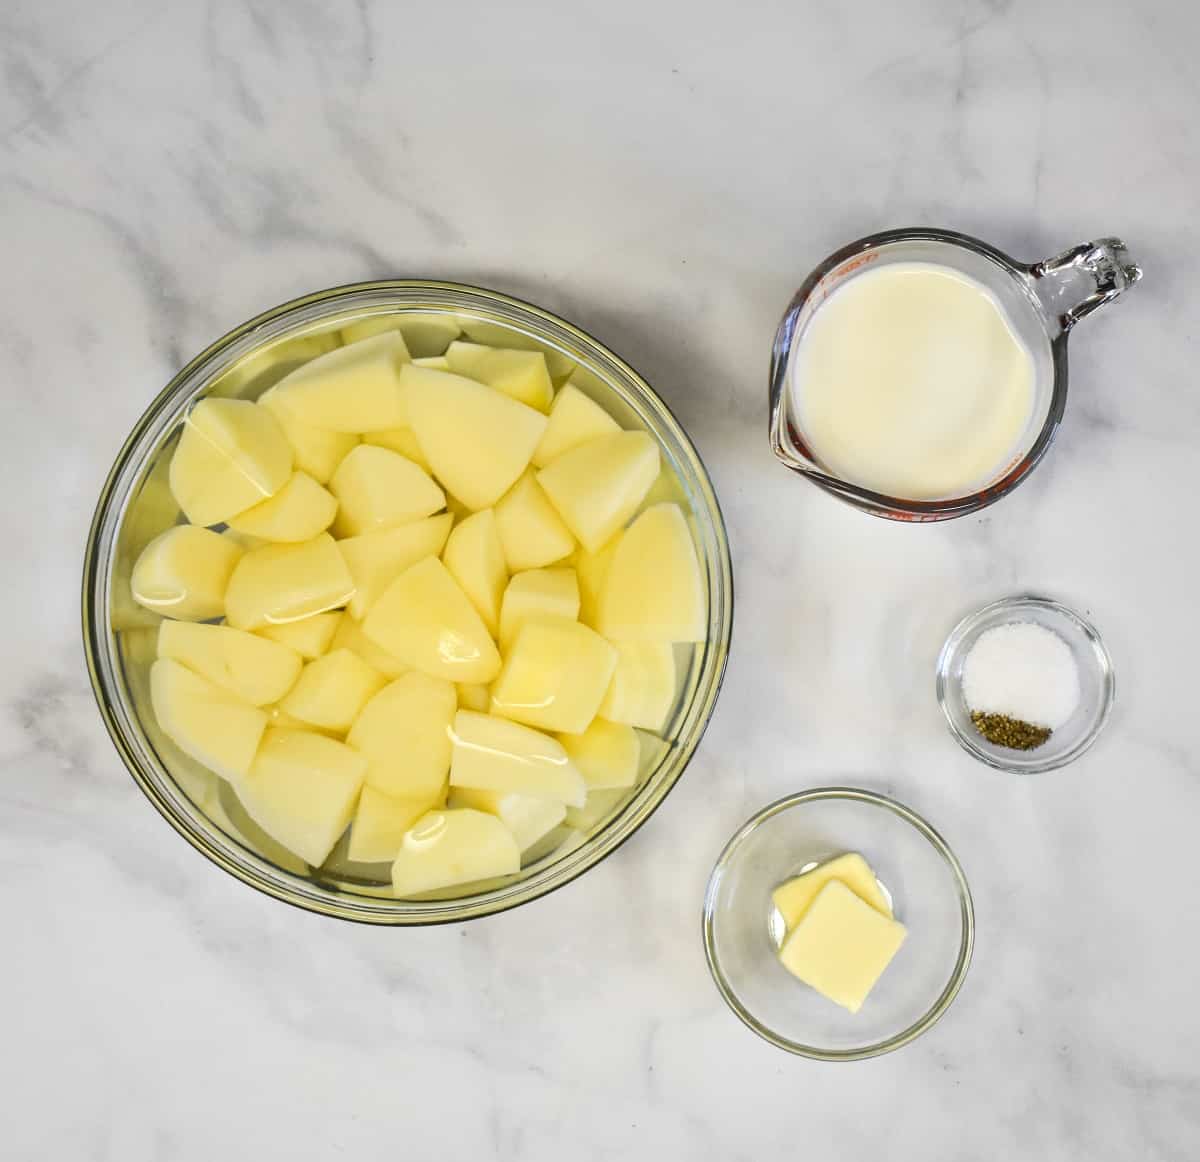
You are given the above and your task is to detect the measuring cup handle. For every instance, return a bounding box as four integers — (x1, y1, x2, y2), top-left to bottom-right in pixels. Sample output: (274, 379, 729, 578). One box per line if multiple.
(1030, 238, 1142, 330)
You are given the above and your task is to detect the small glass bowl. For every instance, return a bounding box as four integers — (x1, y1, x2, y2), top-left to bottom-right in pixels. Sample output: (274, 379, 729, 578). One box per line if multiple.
(702, 788, 973, 1061)
(936, 595, 1115, 774)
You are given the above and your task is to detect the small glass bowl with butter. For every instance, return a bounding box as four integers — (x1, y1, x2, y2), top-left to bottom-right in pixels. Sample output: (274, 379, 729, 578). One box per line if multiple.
(702, 788, 973, 1060)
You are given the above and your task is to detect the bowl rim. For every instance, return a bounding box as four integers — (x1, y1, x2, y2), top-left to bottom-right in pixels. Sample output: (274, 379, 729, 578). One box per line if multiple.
(82, 278, 734, 924)
(701, 786, 974, 1061)
(935, 593, 1116, 774)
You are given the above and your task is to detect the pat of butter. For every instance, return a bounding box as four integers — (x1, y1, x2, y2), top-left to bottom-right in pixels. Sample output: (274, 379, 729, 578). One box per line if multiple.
(778, 879, 907, 1013)
(772, 852, 892, 932)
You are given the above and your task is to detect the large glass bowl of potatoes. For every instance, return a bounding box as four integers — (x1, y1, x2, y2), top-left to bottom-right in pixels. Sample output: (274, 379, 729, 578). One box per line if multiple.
(83, 282, 733, 923)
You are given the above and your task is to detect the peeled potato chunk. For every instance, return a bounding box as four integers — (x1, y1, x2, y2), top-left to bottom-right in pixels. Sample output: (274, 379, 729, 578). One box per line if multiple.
(272, 332, 410, 432)
(224, 533, 355, 631)
(169, 398, 294, 526)
(349, 785, 442, 863)
(491, 618, 617, 734)
(459, 321, 577, 383)
(280, 648, 386, 732)
(346, 672, 456, 800)
(637, 466, 689, 512)
(117, 626, 161, 671)
(532, 383, 621, 467)
(361, 426, 432, 473)
(564, 787, 628, 832)
(116, 453, 180, 563)
(444, 342, 554, 413)
(330, 614, 409, 679)
(258, 385, 358, 485)
(150, 658, 268, 782)
(636, 727, 669, 775)
(597, 503, 704, 642)
(220, 530, 268, 553)
(131, 525, 243, 622)
(237, 727, 367, 866)
(256, 611, 341, 659)
(536, 431, 659, 552)
(329, 445, 445, 537)
(442, 509, 506, 635)
(402, 365, 547, 510)
(157, 621, 301, 706)
(573, 537, 619, 628)
(228, 471, 338, 542)
(445, 493, 472, 523)
(449, 710, 586, 806)
(598, 641, 677, 730)
(494, 470, 575, 572)
(391, 808, 520, 897)
(456, 683, 491, 712)
(337, 514, 452, 620)
(206, 332, 339, 403)
(558, 718, 640, 790)
(363, 557, 501, 683)
(266, 705, 341, 737)
(447, 786, 565, 852)
(341, 312, 461, 358)
(499, 568, 579, 652)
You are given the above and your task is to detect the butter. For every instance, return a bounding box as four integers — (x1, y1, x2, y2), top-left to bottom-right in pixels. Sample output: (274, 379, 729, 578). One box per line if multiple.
(772, 852, 892, 932)
(778, 879, 907, 1013)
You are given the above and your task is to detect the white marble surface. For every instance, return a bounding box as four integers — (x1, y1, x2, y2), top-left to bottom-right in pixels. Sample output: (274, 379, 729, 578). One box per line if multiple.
(3, 0, 1199, 1157)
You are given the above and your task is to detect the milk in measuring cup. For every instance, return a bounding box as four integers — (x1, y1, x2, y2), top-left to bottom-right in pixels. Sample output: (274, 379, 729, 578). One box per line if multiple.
(789, 263, 1035, 500)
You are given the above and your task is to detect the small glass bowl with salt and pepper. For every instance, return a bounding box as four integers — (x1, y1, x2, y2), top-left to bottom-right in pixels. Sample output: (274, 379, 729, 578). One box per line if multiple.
(935, 595, 1115, 773)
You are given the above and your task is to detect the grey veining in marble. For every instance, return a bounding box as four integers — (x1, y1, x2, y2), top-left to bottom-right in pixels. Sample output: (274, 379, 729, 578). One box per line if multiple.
(3, 0, 1199, 1158)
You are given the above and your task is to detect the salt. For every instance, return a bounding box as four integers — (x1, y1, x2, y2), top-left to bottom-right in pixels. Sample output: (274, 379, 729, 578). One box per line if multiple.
(961, 621, 1080, 730)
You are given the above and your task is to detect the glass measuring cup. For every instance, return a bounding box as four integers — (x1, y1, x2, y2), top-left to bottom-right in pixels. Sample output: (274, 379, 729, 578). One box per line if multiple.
(768, 228, 1141, 521)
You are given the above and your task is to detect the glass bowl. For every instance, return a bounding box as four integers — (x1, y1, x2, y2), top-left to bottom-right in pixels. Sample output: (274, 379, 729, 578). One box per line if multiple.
(82, 281, 733, 924)
(702, 788, 973, 1060)
(936, 595, 1115, 774)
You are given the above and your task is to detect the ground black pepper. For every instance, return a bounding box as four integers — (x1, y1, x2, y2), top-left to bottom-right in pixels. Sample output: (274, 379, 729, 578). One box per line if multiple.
(970, 711, 1052, 751)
